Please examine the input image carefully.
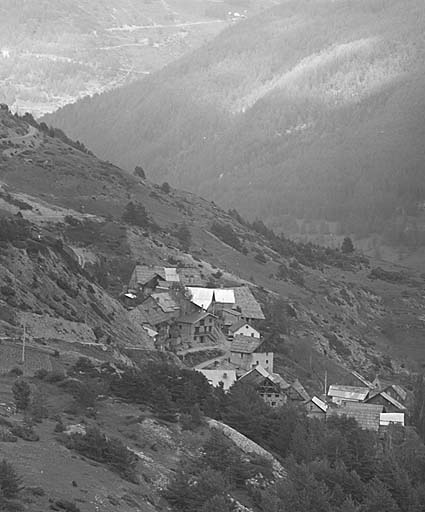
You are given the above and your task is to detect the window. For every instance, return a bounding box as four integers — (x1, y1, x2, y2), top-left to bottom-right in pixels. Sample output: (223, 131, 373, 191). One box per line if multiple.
(271, 402, 276, 407)
(195, 327, 199, 334)
(251, 333, 254, 337)
(267, 394, 272, 398)
(266, 360, 268, 364)
(200, 336, 204, 343)
(200, 319, 205, 326)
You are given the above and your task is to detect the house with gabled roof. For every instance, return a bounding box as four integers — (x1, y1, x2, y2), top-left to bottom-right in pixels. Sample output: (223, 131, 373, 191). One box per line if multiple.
(176, 311, 220, 348)
(365, 390, 407, 413)
(229, 335, 273, 372)
(238, 365, 289, 407)
(185, 285, 265, 322)
(372, 377, 408, 404)
(128, 266, 165, 296)
(327, 385, 370, 405)
(228, 320, 260, 339)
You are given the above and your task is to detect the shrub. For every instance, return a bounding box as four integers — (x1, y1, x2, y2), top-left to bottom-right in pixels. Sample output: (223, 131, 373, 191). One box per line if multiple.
(0, 459, 22, 498)
(12, 379, 31, 412)
(9, 367, 22, 377)
(34, 368, 48, 380)
(210, 222, 244, 252)
(122, 201, 150, 228)
(10, 424, 39, 442)
(54, 500, 81, 512)
(0, 428, 17, 443)
(160, 182, 171, 194)
(62, 426, 138, 481)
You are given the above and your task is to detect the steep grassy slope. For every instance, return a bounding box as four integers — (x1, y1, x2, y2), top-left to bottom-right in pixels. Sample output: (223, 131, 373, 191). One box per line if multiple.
(46, 0, 425, 257)
(0, 0, 276, 115)
(2, 108, 425, 381)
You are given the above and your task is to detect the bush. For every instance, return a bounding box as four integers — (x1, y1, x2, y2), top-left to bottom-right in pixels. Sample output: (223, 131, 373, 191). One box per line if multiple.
(34, 368, 48, 380)
(54, 500, 81, 512)
(161, 182, 171, 194)
(10, 424, 39, 442)
(9, 367, 22, 377)
(122, 201, 150, 228)
(63, 426, 138, 481)
(12, 379, 31, 412)
(210, 222, 244, 252)
(0, 428, 17, 443)
(0, 459, 22, 498)
(44, 370, 65, 383)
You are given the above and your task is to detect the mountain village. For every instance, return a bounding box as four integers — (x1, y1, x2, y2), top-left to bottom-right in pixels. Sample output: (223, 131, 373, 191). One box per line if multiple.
(123, 264, 409, 433)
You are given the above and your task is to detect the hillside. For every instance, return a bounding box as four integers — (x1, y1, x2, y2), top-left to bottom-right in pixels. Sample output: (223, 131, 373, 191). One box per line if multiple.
(46, 0, 425, 268)
(1, 105, 425, 385)
(0, 0, 276, 116)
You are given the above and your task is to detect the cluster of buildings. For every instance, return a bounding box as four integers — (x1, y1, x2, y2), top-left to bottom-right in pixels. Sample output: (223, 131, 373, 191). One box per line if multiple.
(125, 264, 266, 352)
(125, 265, 409, 432)
(305, 374, 408, 431)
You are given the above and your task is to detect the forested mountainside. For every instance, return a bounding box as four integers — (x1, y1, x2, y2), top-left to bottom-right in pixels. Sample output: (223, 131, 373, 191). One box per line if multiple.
(3, 103, 425, 511)
(0, 0, 275, 116)
(46, 0, 425, 265)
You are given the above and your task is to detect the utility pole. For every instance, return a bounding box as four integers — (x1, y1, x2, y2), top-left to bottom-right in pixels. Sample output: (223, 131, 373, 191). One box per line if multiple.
(21, 319, 26, 370)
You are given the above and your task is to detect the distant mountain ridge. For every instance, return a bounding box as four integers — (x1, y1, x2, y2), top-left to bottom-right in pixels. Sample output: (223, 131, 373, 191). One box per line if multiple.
(46, 0, 425, 264)
(0, 0, 275, 115)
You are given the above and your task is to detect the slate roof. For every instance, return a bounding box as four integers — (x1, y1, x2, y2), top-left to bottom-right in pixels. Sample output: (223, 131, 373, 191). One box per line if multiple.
(291, 379, 310, 401)
(132, 266, 164, 286)
(328, 385, 370, 401)
(230, 335, 263, 354)
(366, 391, 407, 411)
(151, 292, 180, 314)
(178, 311, 215, 325)
(239, 366, 290, 390)
(373, 378, 408, 402)
(233, 286, 265, 320)
(329, 402, 384, 431)
(128, 305, 150, 325)
(185, 285, 264, 319)
(178, 268, 206, 286)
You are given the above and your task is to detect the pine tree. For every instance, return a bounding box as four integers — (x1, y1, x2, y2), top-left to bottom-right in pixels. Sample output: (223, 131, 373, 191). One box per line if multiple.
(152, 385, 177, 422)
(0, 460, 22, 498)
(176, 223, 192, 251)
(341, 236, 354, 253)
(12, 379, 31, 412)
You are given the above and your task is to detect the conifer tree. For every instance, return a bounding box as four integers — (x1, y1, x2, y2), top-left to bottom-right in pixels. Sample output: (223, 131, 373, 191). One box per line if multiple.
(12, 379, 31, 412)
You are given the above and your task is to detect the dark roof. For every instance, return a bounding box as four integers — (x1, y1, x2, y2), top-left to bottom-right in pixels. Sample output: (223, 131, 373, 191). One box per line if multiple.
(233, 286, 265, 320)
(178, 311, 215, 325)
(131, 265, 164, 286)
(177, 268, 206, 286)
(366, 391, 407, 411)
(151, 292, 180, 314)
(329, 402, 384, 431)
(230, 335, 263, 354)
(291, 379, 310, 401)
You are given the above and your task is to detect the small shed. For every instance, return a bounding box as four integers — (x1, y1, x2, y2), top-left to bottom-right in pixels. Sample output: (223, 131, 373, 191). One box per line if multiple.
(304, 396, 328, 419)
